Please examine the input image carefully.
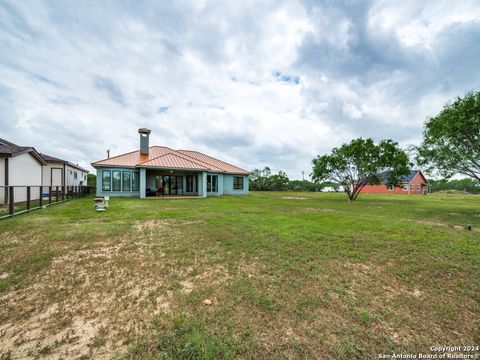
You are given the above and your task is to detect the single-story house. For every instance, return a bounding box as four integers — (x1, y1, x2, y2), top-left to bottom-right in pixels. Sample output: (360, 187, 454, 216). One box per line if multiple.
(41, 154, 89, 187)
(360, 170, 431, 195)
(0, 137, 47, 203)
(91, 128, 250, 198)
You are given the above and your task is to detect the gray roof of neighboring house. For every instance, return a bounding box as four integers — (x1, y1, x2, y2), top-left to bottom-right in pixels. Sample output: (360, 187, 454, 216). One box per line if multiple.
(41, 153, 89, 173)
(0, 138, 47, 165)
(379, 170, 425, 184)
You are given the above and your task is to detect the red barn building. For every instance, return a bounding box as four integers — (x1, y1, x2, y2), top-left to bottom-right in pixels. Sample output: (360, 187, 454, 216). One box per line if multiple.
(360, 170, 430, 195)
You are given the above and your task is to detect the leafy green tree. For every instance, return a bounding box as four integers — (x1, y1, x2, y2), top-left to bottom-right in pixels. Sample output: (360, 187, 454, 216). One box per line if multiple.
(429, 178, 480, 194)
(87, 173, 96, 187)
(269, 171, 290, 191)
(416, 91, 480, 181)
(312, 138, 410, 201)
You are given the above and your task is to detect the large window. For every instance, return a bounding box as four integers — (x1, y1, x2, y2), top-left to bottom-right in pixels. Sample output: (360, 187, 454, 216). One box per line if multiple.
(402, 184, 408, 191)
(102, 170, 111, 191)
(233, 176, 244, 190)
(410, 184, 415, 191)
(186, 175, 194, 192)
(122, 171, 131, 191)
(74, 171, 78, 180)
(132, 172, 140, 191)
(112, 171, 121, 191)
(207, 174, 218, 192)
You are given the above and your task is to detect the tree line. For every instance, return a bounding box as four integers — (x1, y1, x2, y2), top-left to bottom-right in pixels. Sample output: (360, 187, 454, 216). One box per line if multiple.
(250, 91, 480, 201)
(249, 167, 340, 192)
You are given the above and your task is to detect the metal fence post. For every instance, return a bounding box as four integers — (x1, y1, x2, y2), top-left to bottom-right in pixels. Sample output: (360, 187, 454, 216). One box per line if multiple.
(27, 186, 31, 210)
(8, 186, 14, 215)
(62, 186, 65, 201)
(49, 186, 52, 204)
(56, 186, 59, 203)
(39, 186, 43, 207)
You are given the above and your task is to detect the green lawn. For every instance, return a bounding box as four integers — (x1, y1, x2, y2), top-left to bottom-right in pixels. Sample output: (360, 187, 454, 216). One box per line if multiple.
(0, 192, 479, 359)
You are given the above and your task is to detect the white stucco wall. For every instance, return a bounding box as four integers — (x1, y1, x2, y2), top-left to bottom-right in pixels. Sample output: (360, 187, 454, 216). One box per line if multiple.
(0, 158, 5, 186)
(42, 163, 88, 187)
(43, 163, 64, 186)
(65, 165, 87, 186)
(9, 153, 43, 186)
(7, 153, 43, 203)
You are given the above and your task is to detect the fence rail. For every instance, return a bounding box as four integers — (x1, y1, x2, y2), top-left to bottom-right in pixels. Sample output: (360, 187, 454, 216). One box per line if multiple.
(0, 185, 94, 220)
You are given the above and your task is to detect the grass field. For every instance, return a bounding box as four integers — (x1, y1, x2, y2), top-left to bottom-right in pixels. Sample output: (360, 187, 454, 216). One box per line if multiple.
(0, 192, 479, 359)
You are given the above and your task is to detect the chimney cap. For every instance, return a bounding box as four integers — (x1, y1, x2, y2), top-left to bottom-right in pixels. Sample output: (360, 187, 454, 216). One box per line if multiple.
(138, 128, 151, 135)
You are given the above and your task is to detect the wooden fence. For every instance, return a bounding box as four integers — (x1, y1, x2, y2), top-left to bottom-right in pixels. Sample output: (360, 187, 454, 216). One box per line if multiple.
(0, 186, 93, 220)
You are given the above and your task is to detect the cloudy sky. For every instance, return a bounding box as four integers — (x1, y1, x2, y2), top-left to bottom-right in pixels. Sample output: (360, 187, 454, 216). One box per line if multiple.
(1, 1, 479, 179)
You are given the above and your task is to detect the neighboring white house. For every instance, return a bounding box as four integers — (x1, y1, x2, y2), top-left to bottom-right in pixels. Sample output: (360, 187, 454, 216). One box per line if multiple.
(1, 138, 89, 204)
(0, 138, 47, 203)
(41, 154, 89, 187)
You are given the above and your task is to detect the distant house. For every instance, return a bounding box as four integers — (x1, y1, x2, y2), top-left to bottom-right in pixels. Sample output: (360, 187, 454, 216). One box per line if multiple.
(360, 170, 430, 195)
(0, 138, 47, 203)
(91, 128, 250, 198)
(0, 138, 47, 188)
(41, 154, 89, 187)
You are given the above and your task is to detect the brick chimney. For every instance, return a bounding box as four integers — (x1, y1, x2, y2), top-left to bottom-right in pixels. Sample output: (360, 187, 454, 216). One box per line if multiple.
(138, 128, 151, 155)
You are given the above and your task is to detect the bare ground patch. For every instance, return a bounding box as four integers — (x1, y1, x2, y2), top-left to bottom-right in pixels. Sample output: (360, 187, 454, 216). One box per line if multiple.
(280, 196, 308, 200)
(416, 220, 479, 232)
(301, 207, 338, 213)
(0, 220, 226, 359)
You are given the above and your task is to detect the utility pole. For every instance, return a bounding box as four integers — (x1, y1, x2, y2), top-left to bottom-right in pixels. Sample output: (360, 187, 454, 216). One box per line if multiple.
(301, 171, 305, 182)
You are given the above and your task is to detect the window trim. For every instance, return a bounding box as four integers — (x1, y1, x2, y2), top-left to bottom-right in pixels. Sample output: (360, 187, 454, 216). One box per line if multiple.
(132, 172, 140, 192)
(207, 174, 218, 192)
(112, 170, 121, 191)
(186, 175, 194, 192)
(122, 171, 131, 191)
(410, 184, 415, 191)
(102, 170, 111, 191)
(416, 184, 421, 191)
(233, 176, 244, 190)
(402, 184, 408, 191)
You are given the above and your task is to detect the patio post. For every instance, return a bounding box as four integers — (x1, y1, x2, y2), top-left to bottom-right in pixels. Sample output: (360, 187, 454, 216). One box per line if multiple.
(140, 168, 146, 198)
(201, 171, 207, 198)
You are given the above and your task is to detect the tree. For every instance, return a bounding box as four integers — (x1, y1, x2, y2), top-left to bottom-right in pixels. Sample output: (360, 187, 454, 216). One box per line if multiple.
(416, 91, 480, 181)
(269, 171, 290, 191)
(249, 167, 292, 191)
(311, 138, 410, 201)
(87, 173, 96, 187)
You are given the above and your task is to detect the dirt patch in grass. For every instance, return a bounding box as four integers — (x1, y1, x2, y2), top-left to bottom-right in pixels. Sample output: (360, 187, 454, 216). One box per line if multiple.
(134, 219, 204, 231)
(417, 220, 479, 232)
(0, 219, 222, 359)
(302, 207, 338, 213)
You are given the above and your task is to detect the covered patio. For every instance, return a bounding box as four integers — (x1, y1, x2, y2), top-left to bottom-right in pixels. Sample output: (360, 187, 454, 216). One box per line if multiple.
(139, 168, 209, 198)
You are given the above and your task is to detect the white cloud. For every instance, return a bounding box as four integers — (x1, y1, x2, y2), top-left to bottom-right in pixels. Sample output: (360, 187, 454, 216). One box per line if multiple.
(0, 0, 479, 179)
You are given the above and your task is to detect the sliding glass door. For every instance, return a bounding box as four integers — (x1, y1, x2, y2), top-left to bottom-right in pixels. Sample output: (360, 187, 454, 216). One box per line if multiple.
(155, 175, 184, 195)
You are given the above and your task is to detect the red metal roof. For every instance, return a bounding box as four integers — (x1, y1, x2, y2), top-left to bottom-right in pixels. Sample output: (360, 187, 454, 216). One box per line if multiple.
(177, 150, 250, 174)
(139, 152, 210, 170)
(91, 146, 249, 174)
